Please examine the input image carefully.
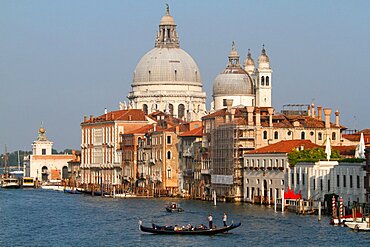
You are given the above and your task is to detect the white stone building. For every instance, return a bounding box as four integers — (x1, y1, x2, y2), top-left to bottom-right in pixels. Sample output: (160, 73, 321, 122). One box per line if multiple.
(289, 161, 367, 205)
(243, 140, 319, 203)
(127, 6, 207, 121)
(25, 127, 73, 182)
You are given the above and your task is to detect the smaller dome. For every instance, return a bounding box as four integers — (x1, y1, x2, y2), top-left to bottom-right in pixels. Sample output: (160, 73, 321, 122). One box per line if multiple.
(258, 45, 270, 69)
(244, 49, 255, 73)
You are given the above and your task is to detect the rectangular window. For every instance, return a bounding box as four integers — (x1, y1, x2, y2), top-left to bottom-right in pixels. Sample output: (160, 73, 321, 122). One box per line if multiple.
(320, 179, 323, 191)
(42, 149, 46, 155)
(313, 179, 316, 190)
(343, 175, 346, 187)
(167, 135, 172, 144)
(365, 176, 367, 189)
(302, 174, 305, 185)
(357, 176, 360, 188)
(350, 175, 353, 188)
(223, 99, 227, 106)
(167, 169, 172, 179)
(291, 173, 294, 186)
(337, 175, 340, 187)
(297, 173, 300, 184)
(328, 180, 330, 192)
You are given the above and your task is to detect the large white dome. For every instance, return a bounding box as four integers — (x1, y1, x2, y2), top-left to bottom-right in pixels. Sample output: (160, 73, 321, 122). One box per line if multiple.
(132, 47, 202, 86)
(127, 6, 206, 121)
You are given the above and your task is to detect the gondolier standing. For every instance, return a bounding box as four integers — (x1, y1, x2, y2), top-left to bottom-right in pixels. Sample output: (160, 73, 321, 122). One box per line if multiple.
(223, 212, 227, 227)
(208, 214, 213, 229)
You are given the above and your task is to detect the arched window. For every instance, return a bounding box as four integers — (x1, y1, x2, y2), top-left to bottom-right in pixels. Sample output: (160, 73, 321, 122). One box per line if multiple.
(169, 104, 174, 116)
(41, 166, 48, 181)
(178, 104, 185, 119)
(332, 132, 336, 140)
(263, 131, 268, 140)
(174, 70, 177, 81)
(301, 132, 305, 140)
(266, 76, 270, 86)
(274, 131, 279, 140)
(261, 76, 265, 86)
(148, 70, 151, 81)
(167, 151, 172, 159)
(62, 166, 68, 179)
(143, 104, 148, 115)
(318, 132, 322, 140)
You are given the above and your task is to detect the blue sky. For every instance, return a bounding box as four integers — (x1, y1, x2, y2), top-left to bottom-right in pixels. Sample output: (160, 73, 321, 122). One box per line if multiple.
(1, 0, 369, 152)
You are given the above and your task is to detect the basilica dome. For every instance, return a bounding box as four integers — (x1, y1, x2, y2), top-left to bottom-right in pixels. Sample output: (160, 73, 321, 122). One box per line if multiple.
(132, 47, 201, 86)
(128, 5, 206, 121)
(213, 42, 254, 97)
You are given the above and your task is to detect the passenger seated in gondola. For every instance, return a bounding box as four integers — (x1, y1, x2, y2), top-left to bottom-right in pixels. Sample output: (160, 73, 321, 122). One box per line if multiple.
(174, 225, 180, 231)
(172, 203, 176, 209)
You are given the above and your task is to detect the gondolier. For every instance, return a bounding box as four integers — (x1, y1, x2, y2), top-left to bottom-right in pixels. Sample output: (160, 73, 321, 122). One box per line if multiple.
(208, 214, 213, 229)
(223, 212, 227, 227)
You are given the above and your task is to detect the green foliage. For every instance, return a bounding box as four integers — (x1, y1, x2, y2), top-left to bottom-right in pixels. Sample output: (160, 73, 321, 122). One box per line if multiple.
(288, 147, 341, 166)
(0, 150, 32, 167)
(339, 158, 365, 163)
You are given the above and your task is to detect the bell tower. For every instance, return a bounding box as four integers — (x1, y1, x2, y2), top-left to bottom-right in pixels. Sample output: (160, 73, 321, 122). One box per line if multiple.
(256, 45, 272, 107)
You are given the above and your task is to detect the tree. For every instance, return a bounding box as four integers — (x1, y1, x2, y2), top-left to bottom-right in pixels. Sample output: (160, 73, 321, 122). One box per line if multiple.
(288, 147, 341, 166)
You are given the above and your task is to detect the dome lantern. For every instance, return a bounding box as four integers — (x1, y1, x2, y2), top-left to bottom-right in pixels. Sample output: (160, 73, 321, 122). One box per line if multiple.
(258, 44, 270, 69)
(155, 4, 179, 48)
(244, 49, 255, 74)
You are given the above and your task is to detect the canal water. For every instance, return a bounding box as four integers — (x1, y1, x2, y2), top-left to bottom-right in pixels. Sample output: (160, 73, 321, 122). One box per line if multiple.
(1, 189, 369, 246)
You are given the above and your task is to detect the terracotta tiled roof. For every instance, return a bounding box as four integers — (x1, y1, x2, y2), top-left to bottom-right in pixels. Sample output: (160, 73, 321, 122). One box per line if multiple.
(124, 124, 163, 135)
(247, 140, 320, 154)
(179, 126, 203, 137)
(332, 145, 356, 155)
(83, 109, 147, 124)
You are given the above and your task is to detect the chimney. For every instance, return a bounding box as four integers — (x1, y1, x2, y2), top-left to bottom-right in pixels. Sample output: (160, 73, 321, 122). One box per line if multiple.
(246, 106, 254, 126)
(335, 110, 340, 127)
(226, 99, 233, 113)
(104, 108, 107, 114)
(268, 108, 274, 127)
(176, 125, 180, 133)
(84, 115, 87, 122)
(307, 105, 311, 117)
(255, 108, 261, 126)
(153, 123, 157, 132)
(90, 115, 94, 122)
(311, 103, 315, 118)
(230, 108, 236, 122)
(317, 106, 323, 120)
(324, 108, 332, 128)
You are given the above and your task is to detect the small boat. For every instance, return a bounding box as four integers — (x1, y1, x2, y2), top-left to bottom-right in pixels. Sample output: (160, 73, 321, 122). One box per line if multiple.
(345, 221, 370, 231)
(64, 188, 81, 194)
(166, 202, 184, 212)
(139, 221, 241, 235)
(22, 177, 35, 188)
(1, 177, 20, 189)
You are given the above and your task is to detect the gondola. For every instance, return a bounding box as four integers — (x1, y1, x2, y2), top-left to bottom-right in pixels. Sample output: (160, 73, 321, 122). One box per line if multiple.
(139, 221, 241, 235)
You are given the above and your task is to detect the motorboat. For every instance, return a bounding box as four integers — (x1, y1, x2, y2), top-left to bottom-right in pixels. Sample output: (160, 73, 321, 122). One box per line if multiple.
(22, 177, 35, 188)
(166, 202, 184, 212)
(345, 220, 370, 231)
(1, 177, 20, 189)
